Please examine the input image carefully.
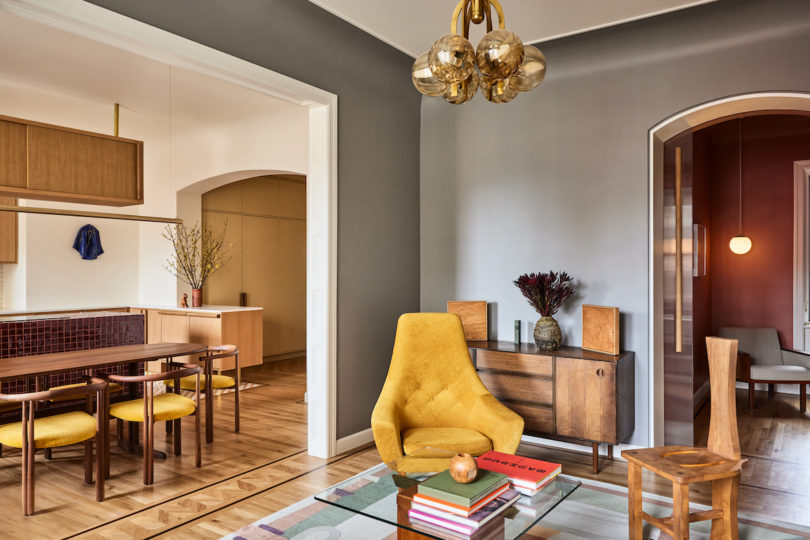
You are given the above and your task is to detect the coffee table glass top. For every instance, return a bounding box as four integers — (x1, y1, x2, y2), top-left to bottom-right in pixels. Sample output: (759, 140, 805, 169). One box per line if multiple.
(314, 448, 580, 539)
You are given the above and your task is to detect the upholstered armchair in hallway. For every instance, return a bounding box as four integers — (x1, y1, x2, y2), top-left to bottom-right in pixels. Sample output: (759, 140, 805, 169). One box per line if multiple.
(719, 327, 810, 411)
(372, 313, 524, 473)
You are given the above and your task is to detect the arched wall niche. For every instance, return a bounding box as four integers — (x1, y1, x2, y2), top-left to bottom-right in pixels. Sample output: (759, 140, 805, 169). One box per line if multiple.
(648, 92, 810, 446)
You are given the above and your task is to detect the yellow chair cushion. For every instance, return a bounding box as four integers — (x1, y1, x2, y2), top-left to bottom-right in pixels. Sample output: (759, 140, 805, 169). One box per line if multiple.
(0, 411, 96, 449)
(48, 382, 123, 402)
(109, 393, 196, 423)
(165, 374, 235, 391)
(401, 427, 493, 457)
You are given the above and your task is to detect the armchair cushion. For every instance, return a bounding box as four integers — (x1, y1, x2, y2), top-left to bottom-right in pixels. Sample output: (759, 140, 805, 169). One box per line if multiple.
(719, 327, 782, 365)
(401, 427, 493, 457)
(750, 364, 810, 382)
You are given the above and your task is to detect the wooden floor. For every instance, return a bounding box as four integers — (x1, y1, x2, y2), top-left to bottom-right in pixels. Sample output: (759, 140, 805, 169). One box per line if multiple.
(2, 361, 809, 538)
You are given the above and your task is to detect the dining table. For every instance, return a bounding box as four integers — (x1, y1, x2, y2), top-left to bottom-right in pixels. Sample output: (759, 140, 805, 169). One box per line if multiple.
(0, 342, 209, 458)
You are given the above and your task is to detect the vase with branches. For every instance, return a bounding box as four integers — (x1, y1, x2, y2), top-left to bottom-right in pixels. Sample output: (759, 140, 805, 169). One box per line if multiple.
(163, 221, 231, 307)
(514, 271, 575, 350)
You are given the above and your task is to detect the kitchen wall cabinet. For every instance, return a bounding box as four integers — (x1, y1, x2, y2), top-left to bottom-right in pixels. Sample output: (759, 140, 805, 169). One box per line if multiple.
(0, 115, 143, 206)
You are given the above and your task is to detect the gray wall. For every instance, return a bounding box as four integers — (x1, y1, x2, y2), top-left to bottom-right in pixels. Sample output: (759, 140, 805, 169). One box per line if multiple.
(421, 0, 810, 446)
(86, 0, 421, 438)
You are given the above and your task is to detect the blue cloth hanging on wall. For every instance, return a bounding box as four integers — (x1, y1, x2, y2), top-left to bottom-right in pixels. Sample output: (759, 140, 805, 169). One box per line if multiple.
(73, 224, 104, 260)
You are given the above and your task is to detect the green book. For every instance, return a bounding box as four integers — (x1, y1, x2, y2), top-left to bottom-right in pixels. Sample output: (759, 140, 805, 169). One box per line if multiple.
(417, 469, 508, 508)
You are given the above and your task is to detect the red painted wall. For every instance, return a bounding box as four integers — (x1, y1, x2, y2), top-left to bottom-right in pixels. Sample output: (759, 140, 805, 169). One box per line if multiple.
(700, 115, 810, 348)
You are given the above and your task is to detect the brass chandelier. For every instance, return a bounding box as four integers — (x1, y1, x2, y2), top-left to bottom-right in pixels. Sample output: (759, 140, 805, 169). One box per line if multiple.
(412, 0, 546, 104)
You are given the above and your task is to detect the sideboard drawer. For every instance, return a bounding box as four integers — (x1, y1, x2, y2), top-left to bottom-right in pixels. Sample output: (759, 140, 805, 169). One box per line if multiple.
(477, 349, 553, 377)
(478, 372, 553, 405)
(506, 402, 554, 433)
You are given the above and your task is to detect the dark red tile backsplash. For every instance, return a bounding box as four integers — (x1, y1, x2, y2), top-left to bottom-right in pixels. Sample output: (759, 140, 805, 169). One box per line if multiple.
(0, 312, 145, 394)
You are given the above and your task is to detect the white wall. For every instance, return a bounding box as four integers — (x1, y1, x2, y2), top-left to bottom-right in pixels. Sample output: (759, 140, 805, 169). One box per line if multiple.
(0, 11, 308, 310)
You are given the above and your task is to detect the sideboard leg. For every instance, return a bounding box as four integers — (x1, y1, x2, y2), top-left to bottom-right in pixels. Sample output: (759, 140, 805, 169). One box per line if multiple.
(608, 444, 614, 460)
(592, 442, 599, 473)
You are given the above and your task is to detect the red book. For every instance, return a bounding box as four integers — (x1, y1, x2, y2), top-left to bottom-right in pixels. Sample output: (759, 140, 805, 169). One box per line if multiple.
(476, 451, 561, 490)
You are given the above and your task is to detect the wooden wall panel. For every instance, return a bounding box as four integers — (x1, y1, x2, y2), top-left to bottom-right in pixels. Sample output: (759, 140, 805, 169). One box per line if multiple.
(203, 175, 305, 360)
(0, 197, 17, 264)
(202, 212, 243, 306)
(0, 120, 26, 188)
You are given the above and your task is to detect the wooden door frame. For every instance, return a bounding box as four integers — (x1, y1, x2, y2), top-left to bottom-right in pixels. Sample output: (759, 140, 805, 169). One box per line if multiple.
(1, 0, 339, 458)
(794, 160, 810, 351)
(648, 92, 810, 447)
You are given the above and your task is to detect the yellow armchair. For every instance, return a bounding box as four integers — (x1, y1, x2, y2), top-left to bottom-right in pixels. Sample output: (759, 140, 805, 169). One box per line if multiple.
(372, 313, 524, 472)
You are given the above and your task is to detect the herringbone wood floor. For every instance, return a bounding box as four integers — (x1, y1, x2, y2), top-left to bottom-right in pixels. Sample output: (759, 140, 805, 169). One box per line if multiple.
(1, 359, 808, 538)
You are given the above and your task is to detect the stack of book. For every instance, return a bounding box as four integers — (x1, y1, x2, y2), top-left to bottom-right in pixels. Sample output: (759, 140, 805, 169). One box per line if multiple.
(409, 469, 520, 537)
(476, 451, 561, 496)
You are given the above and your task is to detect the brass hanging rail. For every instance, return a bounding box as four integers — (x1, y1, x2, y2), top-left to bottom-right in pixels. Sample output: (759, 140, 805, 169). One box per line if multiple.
(0, 205, 182, 224)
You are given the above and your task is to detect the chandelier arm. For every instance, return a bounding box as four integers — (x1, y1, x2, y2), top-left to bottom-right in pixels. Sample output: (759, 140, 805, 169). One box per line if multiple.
(451, 0, 470, 35)
(485, 0, 493, 32)
(464, 2, 472, 38)
(489, 0, 506, 29)
(471, 0, 485, 24)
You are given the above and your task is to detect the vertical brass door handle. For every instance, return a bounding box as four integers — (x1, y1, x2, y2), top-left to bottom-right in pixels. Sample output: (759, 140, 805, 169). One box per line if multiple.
(675, 146, 683, 353)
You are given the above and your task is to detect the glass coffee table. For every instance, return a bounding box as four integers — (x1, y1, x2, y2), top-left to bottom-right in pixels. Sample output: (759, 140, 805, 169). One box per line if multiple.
(314, 449, 580, 539)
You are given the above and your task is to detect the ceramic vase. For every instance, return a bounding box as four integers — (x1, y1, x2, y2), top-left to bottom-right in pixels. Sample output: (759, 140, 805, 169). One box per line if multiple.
(448, 453, 478, 484)
(192, 288, 203, 308)
(534, 316, 561, 350)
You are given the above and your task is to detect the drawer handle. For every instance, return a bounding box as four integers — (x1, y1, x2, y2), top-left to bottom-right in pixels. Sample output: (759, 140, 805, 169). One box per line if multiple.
(596, 368, 605, 378)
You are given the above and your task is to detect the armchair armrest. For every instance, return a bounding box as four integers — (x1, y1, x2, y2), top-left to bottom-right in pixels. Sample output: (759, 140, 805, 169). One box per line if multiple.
(736, 352, 751, 382)
(781, 348, 810, 369)
(467, 394, 524, 454)
(370, 399, 403, 464)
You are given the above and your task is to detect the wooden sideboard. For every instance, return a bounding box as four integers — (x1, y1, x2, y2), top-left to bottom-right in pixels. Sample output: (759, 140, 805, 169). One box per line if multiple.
(469, 341, 635, 473)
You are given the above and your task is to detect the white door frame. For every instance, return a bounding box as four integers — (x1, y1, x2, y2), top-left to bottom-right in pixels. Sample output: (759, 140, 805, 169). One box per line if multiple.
(793, 160, 810, 351)
(0, 0, 339, 458)
(648, 92, 810, 447)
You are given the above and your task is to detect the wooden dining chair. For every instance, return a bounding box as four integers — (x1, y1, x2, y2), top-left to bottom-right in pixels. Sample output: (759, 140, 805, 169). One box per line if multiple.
(166, 345, 240, 443)
(106, 363, 201, 485)
(622, 337, 747, 539)
(0, 376, 108, 516)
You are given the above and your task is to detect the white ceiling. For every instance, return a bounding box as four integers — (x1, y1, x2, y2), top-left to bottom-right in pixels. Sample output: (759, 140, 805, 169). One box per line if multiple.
(307, 0, 718, 57)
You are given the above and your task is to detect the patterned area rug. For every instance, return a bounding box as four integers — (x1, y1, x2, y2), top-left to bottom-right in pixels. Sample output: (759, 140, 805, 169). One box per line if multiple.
(222, 466, 810, 539)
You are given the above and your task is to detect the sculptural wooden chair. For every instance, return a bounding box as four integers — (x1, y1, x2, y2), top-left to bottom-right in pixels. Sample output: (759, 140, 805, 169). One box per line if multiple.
(106, 363, 201, 485)
(0, 376, 108, 516)
(166, 345, 240, 443)
(622, 337, 746, 539)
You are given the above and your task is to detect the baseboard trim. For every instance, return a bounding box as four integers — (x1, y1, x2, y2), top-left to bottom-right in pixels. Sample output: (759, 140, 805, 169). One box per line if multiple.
(335, 427, 374, 455)
(263, 350, 306, 362)
(521, 434, 642, 460)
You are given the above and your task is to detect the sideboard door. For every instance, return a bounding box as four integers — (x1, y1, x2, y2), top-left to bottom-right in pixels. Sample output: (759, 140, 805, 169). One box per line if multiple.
(555, 358, 617, 444)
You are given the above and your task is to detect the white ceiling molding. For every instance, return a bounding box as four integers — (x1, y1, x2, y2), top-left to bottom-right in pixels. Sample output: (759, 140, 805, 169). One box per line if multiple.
(307, 0, 718, 58)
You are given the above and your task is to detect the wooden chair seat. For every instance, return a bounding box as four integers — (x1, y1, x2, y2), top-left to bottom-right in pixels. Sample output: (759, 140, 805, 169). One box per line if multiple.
(623, 446, 745, 484)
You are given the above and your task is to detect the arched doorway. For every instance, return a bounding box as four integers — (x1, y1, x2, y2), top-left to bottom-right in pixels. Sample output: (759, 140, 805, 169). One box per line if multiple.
(648, 92, 810, 446)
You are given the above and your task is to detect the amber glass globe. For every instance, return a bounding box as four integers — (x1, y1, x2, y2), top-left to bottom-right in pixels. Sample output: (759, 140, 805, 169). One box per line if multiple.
(443, 71, 479, 105)
(729, 235, 752, 255)
(428, 34, 476, 84)
(480, 76, 517, 103)
(476, 29, 524, 80)
(510, 45, 546, 92)
(412, 52, 447, 96)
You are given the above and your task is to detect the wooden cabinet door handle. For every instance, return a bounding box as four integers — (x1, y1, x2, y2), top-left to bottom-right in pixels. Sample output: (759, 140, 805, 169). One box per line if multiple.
(596, 368, 605, 378)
